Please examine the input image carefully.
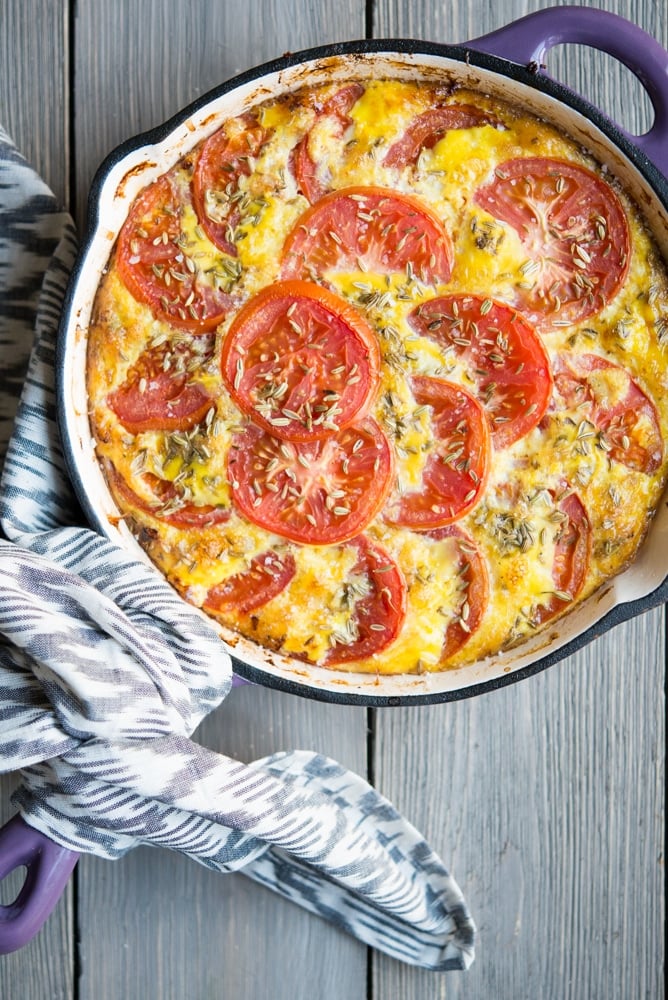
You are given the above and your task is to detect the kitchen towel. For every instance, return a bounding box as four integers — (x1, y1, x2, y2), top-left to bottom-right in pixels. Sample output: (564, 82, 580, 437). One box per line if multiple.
(0, 125, 474, 970)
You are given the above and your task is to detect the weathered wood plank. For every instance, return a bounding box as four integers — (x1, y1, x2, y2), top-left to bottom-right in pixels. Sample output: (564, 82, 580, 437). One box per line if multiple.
(0, 777, 76, 999)
(0, 0, 70, 209)
(2, 3, 666, 1000)
(71, 0, 368, 228)
(77, 686, 369, 1000)
(374, 0, 664, 134)
(372, 613, 665, 999)
(1, 3, 74, 996)
(72, 6, 369, 998)
(371, 1, 666, 997)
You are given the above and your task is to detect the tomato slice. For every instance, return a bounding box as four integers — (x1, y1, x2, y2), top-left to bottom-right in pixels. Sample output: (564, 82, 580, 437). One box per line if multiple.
(281, 186, 453, 285)
(384, 104, 498, 168)
(192, 113, 271, 254)
(324, 536, 407, 665)
(427, 526, 489, 663)
(384, 377, 491, 530)
(533, 491, 591, 626)
(408, 294, 552, 448)
(291, 83, 364, 204)
(228, 418, 393, 545)
(474, 157, 630, 330)
(551, 352, 663, 473)
(204, 549, 296, 615)
(108, 337, 215, 434)
(220, 280, 381, 442)
(106, 464, 231, 528)
(117, 174, 234, 330)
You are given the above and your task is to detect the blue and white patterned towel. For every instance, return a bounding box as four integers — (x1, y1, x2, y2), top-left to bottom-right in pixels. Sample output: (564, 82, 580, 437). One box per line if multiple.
(0, 127, 474, 970)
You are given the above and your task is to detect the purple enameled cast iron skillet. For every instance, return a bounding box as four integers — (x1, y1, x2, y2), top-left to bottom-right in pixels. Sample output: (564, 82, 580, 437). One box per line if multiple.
(2, 6, 668, 954)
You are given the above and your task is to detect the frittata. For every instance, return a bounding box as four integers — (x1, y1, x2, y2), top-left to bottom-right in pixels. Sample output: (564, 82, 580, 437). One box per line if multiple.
(87, 78, 668, 675)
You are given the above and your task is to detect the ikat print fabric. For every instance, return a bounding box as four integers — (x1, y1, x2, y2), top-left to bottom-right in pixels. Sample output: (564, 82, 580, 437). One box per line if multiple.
(0, 127, 474, 970)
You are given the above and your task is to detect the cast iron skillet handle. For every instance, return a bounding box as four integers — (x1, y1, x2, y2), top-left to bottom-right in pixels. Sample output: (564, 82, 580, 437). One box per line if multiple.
(467, 6, 668, 178)
(0, 814, 79, 955)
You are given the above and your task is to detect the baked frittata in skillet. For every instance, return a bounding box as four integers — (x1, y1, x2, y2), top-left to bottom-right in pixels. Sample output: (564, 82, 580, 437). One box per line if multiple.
(87, 78, 668, 675)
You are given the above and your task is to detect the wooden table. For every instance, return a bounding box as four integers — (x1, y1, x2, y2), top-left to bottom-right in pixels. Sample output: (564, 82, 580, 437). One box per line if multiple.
(1, 2, 664, 997)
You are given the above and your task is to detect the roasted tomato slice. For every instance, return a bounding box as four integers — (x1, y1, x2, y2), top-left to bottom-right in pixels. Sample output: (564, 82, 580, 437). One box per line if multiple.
(427, 526, 489, 663)
(281, 186, 453, 285)
(474, 157, 630, 330)
(220, 280, 381, 442)
(108, 337, 215, 434)
(325, 536, 407, 665)
(116, 174, 233, 330)
(533, 491, 591, 626)
(228, 418, 393, 545)
(107, 465, 231, 528)
(191, 113, 271, 254)
(204, 549, 296, 615)
(291, 83, 364, 204)
(552, 352, 663, 474)
(408, 294, 552, 448)
(384, 104, 498, 168)
(384, 377, 491, 530)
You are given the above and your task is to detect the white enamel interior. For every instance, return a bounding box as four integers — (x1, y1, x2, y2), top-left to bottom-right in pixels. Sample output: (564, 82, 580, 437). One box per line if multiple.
(60, 50, 668, 702)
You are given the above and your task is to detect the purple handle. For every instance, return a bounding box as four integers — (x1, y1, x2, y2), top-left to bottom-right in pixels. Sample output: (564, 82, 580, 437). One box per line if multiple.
(0, 815, 79, 954)
(468, 6, 668, 178)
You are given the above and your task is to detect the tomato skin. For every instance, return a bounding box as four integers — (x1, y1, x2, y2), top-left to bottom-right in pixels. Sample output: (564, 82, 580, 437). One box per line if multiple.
(108, 338, 214, 434)
(291, 83, 364, 204)
(324, 536, 407, 665)
(426, 526, 489, 663)
(291, 137, 321, 205)
(220, 280, 381, 442)
(408, 294, 553, 448)
(156, 501, 231, 528)
(474, 157, 631, 330)
(106, 464, 231, 528)
(384, 377, 491, 530)
(533, 491, 591, 626)
(116, 174, 233, 331)
(281, 186, 453, 285)
(551, 352, 664, 474)
(192, 113, 271, 254)
(228, 418, 393, 545)
(204, 549, 296, 615)
(384, 104, 498, 168)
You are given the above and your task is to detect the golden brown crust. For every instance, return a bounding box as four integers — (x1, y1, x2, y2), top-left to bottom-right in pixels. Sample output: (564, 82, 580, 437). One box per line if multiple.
(86, 78, 668, 676)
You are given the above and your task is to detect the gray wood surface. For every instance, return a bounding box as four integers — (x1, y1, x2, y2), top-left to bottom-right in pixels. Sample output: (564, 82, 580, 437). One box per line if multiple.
(72, 5, 369, 999)
(0, 0, 70, 208)
(1, 4, 74, 997)
(371, 3, 666, 998)
(1, 1, 665, 999)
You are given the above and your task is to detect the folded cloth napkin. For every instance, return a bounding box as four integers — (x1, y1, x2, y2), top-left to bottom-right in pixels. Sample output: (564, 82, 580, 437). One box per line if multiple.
(0, 126, 475, 970)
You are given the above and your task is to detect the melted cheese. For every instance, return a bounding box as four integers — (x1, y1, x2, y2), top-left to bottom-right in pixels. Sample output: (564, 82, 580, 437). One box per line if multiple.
(86, 77, 668, 677)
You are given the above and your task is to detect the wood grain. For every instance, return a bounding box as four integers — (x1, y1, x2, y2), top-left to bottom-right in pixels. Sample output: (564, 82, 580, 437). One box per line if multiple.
(372, 2, 666, 998)
(372, 613, 665, 999)
(1, 3, 74, 997)
(0, 776, 76, 999)
(72, 4, 369, 998)
(76, 686, 369, 1000)
(71, 0, 368, 228)
(0, 1, 665, 998)
(0, 0, 70, 208)
(375, 0, 664, 134)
